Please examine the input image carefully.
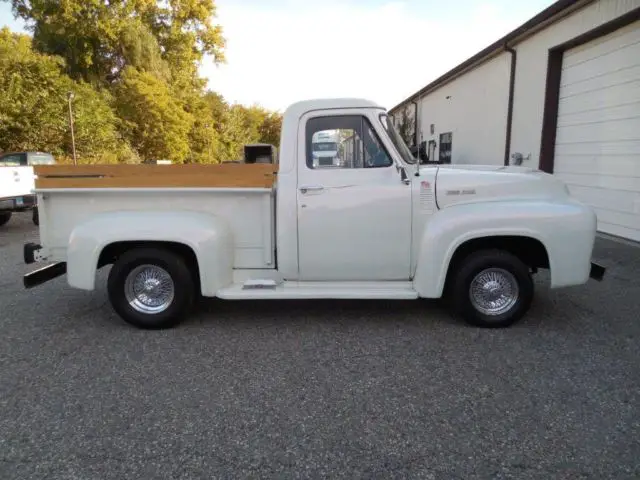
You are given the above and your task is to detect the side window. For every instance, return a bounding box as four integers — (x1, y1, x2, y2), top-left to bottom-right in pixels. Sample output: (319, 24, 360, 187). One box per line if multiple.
(306, 115, 393, 169)
(0, 154, 24, 166)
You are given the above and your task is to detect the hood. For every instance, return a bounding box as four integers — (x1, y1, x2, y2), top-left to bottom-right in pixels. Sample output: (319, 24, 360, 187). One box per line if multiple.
(433, 164, 570, 209)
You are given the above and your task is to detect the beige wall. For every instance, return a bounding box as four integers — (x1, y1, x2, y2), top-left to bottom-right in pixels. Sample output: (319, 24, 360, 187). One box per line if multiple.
(418, 53, 511, 165)
(510, 0, 640, 167)
(395, 0, 640, 167)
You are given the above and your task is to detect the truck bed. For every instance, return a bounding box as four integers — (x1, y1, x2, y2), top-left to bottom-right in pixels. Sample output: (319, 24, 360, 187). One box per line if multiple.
(33, 164, 277, 268)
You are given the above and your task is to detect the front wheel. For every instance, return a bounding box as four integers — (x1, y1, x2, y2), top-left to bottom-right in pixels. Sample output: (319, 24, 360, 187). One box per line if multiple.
(32, 207, 39, 226)
(107, 247, 195, 329)
(450, 250, 534, 328)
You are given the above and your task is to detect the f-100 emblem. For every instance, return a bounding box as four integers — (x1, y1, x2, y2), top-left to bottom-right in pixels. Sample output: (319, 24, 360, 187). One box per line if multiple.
(446, 189, 476, 196)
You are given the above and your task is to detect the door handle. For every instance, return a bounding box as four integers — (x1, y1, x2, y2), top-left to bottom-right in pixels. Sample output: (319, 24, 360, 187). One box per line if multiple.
(299, 185, 324, 194)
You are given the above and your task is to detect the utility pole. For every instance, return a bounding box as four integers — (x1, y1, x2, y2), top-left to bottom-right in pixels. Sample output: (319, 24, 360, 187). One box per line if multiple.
(205, 123, 212, 161)
(67, 92, 77, 165)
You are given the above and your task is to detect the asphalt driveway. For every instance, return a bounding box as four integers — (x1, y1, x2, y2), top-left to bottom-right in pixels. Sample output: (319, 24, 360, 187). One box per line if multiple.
(1, 212, 638, 479)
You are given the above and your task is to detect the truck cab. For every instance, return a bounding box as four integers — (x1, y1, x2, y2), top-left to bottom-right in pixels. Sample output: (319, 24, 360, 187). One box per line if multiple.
(23, 98, 605, 330)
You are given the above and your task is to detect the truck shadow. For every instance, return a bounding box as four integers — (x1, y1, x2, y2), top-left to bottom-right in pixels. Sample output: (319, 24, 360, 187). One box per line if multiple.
(192, 297, 460, 329)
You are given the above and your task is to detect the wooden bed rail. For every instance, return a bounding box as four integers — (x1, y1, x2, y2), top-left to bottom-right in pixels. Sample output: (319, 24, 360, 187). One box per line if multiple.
(33, 163, 277, 189)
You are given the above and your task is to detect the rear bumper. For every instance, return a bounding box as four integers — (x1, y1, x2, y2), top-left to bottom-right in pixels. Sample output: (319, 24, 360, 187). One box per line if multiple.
(24, 262, 67, 289)
(0, 194, 36, 212)
(589, 262, 606, 281)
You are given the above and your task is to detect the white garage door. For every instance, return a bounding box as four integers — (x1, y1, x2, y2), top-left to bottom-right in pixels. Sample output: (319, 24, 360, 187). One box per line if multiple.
(554, 20, 640, 242)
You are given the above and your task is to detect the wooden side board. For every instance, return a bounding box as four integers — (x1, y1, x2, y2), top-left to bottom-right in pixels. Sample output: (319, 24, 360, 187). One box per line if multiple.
(34, 163, 277, 189)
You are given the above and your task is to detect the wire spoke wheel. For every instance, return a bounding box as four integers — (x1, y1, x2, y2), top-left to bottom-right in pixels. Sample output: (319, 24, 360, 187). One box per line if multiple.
(469, 267, 520, 316)
(124, 264, 175, 314)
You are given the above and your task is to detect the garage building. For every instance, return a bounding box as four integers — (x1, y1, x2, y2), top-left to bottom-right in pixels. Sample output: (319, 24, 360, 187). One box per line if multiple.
(390, 0, 640, 241)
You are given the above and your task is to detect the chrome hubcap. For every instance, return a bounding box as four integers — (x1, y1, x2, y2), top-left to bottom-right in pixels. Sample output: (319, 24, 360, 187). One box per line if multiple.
(124, 265, 175, 314)
(469, 268, 519, 316)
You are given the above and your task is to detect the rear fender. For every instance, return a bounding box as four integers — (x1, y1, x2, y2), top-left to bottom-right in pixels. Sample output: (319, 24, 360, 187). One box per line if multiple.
(66, 211, 234, 296)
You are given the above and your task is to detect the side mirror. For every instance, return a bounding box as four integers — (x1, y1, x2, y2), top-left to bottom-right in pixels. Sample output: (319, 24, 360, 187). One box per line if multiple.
(399, 166, 410, 185)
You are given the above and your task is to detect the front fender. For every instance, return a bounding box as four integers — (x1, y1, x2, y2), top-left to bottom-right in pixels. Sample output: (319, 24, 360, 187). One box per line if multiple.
(413, 200, 597, 297)
(66, 211, 234, 296)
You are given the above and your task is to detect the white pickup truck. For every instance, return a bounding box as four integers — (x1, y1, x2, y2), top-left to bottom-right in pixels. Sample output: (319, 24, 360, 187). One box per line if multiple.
(23, 98, 605, 329)
(0, 166, 37, 227)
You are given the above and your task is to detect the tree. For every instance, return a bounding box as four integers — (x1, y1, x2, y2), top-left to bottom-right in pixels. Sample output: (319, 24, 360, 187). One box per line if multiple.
(4, 0, 225, 85)
(258, 111, 283, 147)
(0, 1, 283, 165)
(0, 28, 128, 162)
(396, 107, 415, 147)
(114, 66, 194, 163)
(183, 91, 223, 163)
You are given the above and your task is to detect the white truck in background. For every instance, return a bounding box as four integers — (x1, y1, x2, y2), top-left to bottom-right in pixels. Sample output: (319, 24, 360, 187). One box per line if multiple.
(0, 151, 55, 226)
(23, 98, 605, 330)
(311, 130, 340, 167)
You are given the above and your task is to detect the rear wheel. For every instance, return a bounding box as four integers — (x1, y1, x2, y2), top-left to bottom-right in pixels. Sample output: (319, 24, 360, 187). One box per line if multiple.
(0, 212, 12, 227)
(107, 247, 195, 329)
(449, 249, 533, 328)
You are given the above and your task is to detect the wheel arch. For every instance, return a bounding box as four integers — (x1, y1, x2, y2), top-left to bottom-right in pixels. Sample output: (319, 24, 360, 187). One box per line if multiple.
(412, 201, 559, 298)
(99, 240, 201, 293)
(442, 235, 550, 296)
(66, 211, 234, 295)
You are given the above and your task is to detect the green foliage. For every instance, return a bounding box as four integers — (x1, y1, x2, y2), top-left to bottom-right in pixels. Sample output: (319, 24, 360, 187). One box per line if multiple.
(0, 0, 282, 165)
(0, 28, 128, 162)
(7, 0, 225, 85)
(114, 67, 194, 163)
(259, 112, 283, 147)
(396, 107, 415, 147)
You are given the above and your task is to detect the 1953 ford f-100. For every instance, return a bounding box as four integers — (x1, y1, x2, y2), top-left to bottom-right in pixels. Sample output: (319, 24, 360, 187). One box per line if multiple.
(23, 98, 605, 329)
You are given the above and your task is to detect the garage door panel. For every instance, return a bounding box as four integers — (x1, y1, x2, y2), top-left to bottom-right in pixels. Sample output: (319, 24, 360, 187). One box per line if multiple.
(555, 140, 640, 157)
(559, 65, 640, 98)
(593, 208, 640, 235)
(596, 222, 640, 242)
(562, 38, 640, 81)
(556, 172, 640, 192)
(554, 155, 640, 177)
(556, 80, 640, 115)
(557, 100, 640, 127)
(562, 21, 640, 68)
(566, 185, 638, 214)
(556, 117, 640, 144)
(555, 22, 640, 241)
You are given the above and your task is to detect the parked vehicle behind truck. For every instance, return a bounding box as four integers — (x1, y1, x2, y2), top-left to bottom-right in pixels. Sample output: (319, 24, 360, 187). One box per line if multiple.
(23, 98, 605, 329)
(0, 151, 56, 226)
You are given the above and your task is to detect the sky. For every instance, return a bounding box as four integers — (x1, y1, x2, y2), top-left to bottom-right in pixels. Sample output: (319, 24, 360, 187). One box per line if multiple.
(0, 0, 556, 112)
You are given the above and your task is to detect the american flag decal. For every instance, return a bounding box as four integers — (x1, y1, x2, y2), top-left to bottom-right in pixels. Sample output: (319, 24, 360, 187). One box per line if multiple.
(421, 180, 430, 188)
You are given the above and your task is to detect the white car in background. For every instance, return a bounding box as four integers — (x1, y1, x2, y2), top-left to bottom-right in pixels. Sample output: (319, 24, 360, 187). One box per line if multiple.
(0, 151, 55, 227)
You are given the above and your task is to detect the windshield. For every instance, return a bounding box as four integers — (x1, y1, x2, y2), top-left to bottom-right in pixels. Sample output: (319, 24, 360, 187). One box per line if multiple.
(313, 142, 338, 152)
(379, 113, 416, 164)
(28, 154, 55, 165)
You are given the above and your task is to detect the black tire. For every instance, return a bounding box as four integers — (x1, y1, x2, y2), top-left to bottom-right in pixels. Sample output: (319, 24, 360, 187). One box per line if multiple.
(32, 207, 39, 226)
(0, 212, 12, 227)
(449, 249, 533, 328)
(107, 247, 195, 329)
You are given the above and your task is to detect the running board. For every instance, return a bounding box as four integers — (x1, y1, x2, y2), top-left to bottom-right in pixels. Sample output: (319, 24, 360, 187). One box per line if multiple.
(217, 281, 418, 300)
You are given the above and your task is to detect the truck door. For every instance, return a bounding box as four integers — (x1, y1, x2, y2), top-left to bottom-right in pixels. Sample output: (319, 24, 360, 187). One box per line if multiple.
(296, 111, 412, 281)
